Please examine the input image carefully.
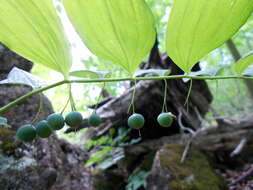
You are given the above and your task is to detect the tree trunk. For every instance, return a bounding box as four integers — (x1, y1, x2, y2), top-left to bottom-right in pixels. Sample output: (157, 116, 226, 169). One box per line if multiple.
(226, 39, 253, 99)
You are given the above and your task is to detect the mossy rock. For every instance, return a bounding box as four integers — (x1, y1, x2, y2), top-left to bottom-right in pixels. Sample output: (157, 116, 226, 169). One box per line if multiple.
(123, 151, 156, 172)
(147, 144, 226, 190)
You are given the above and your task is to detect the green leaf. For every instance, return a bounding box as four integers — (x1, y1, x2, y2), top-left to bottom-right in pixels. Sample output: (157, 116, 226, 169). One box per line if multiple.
(126, 169, 149, 190)
(97, 148, 124, 170)
(134, 69, 171, 77)
(63, 0, 156, 75)
(183, 66, 225, 82)
(0, 67, 46, 89)
(192, 67, 225, 77)
(69, 70, 110, 79)
(166, 0, 253, 73)
(85, 146, 113, 167)
(234, 51, 253, 75)
(242, 65, 253, 76)
(0, 0, 72, 77)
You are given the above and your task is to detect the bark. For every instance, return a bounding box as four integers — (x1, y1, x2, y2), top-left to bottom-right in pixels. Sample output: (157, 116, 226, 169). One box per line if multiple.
(0, 43, 33, 80)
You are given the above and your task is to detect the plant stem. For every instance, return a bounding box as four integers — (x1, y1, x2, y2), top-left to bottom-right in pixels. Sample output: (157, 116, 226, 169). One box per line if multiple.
(0, 80, 67, 114)
(1, 75, 253, 114)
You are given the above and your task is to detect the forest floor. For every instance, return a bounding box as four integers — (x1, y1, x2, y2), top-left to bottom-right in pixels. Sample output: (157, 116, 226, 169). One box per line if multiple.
(222, 164, 253, 190)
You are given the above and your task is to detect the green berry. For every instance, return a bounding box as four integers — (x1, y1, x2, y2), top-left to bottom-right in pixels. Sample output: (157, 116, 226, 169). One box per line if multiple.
(157, 112, 173, 127)
(47, 113, 65, 130)
(88, 113, 101, 127)
(16, 125, 36, 142)
(35, 120, 52, 138)
(65, 111, 83, 127)
(128, 113, 145, 129)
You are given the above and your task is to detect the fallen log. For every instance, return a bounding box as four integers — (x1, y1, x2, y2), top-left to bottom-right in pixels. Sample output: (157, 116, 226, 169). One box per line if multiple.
(125, 113, 253, 156)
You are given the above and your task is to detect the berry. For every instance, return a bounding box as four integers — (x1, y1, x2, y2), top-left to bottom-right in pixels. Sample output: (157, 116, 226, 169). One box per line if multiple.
(88, 113, 101, 127)
(16, 125, 36, 142)
(65, 111, 83, 127)
(47, 113, 65, 130)
(128, 113, 145, 129)
(157, 112, 173, 127)
(35, 120, 52, 138)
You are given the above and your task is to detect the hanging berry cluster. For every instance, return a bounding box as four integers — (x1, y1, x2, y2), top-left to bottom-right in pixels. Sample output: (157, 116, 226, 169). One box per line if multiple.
(16, 112, 101, 142)
(127, 112, 175, 129)
(16, 80, 175, 142)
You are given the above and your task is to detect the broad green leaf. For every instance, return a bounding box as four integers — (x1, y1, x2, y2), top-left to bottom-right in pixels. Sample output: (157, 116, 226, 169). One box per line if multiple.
(0, 67, 46, 89)
(70, 70, 110, 79)
(183, 66, 225, 82)
(85, 146, 113, 167)
(242, 65, 253, 76)
(166, 0, 253, 73)
(234, 51, 253, 75)
(97, 148, 124, 170)
(126, 170, 149, 190)
(0, 0, 72, 77)
(191, 67, 225, 77)
(134, 69, 171, 77)
(63, 0, 156, 75)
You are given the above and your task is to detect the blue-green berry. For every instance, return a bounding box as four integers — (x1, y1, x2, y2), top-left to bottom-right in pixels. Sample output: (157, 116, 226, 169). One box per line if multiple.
(65, 111, 83, 127)
(128, 113, 145, 129)
(88, 113, 101, 127)
(35, 120, 52, 138)
(47, 113, 65, 130)
(157, 112, 173, 127)
(16, 125, 36, 142)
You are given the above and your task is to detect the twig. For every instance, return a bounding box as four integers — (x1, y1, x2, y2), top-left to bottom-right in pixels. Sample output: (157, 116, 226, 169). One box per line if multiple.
(180, 129, 202, 163)
(180, 136, 193, 163)
(230, 138, 247, 157)
(229, 166, 253, 186)
(194, 107, 203, 123)
(178, 109, 198, 163)
(178, 110, 195, 135)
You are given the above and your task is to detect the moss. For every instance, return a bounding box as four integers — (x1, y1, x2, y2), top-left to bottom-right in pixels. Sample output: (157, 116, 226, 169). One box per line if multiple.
(0, 128, 15, 138)
(93, 171, 125, 190)
(123, 151, 156, 173)
(0, 128, 19, 152)
(159, 144, 226, 190)
(140, 151, 156, 171)
(2, 142, 19, 152)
